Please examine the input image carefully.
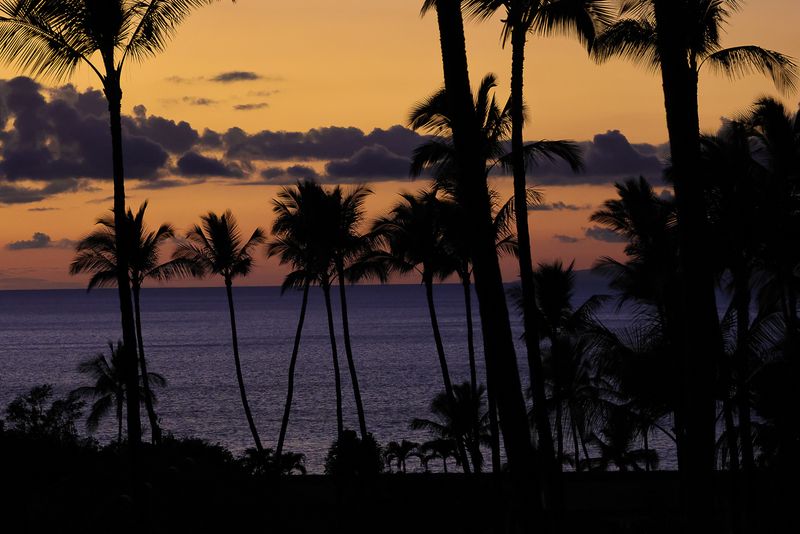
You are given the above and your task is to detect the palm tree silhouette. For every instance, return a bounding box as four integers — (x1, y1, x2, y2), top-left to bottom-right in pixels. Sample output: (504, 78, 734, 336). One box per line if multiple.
(72, 341, 165, 443)
(592, 3, 797, 523)
(411, 382, 490, 473)
(268, 181, 339, 455)
(328, 184, 373, 441)
(420, 438, 459, 473)
(384, 440, 420, 473)
(464, 0, 614, 480)
(0, 0, 228, 448)
(587, 405, 659, 472)
(369, 189, 475, 472)
(69, 202, 187, 444)
(174, 210, 266, 454)
(419, 0, 537, 484)
(745, 98, 800, 358)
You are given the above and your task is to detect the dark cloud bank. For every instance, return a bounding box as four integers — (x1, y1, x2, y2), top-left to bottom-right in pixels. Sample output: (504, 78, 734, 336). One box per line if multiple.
(5, 232, 74, 250)
(0, 76, 667, 206)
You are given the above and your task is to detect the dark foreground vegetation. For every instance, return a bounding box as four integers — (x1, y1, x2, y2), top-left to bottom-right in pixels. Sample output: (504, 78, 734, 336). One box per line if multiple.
(2, 428, 797, 533)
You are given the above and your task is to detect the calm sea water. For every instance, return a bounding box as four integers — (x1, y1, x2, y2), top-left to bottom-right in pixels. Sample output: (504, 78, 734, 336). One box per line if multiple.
(0, 279, 675, 472)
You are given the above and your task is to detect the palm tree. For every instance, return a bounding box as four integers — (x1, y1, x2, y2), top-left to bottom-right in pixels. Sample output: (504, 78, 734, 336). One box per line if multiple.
(512, 260, 607, 469)
(439, 191, 523, 473)
(72, 341, 165, 443)
(0, 0, 228, 448)
(384, 440, 420, 473)
(587, 405, 659, 472)
(419, 0, 537, 484)
(328, 184, 373, 441)
(173, 210, 266, 454)
(420, 438, 459, 473)
(69, 202, 187, 444)
(465, 0, 614, 480)
(369, 189, 474, 471)
(268, 181, 337, 457)
(745, 98, 800, 358)
(411, 382, 490, 473)
(592, 3, 797, 524)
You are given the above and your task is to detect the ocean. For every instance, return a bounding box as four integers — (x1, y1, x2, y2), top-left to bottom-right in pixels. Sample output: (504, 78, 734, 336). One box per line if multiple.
(0, 278, 675, 472)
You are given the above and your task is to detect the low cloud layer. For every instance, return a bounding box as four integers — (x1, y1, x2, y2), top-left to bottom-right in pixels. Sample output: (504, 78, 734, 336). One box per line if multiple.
(6, 232, 74, 250)
(0, 77, 668, 206)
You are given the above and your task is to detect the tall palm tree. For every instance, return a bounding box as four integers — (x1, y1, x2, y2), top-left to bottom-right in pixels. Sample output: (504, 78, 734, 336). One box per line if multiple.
(268, 181, 337, 456)
(69, 202, 187, 444)
(409, 66, 580, 481)
(419, 1, 537, 487)
(592, 3, 797, 525)
(465, 0, 614, 479)
(328, 184, 373, 441)
(173, 210, 266, 454)
(369, 189, 474, 471)
(72, 341, 164, 443)
(745, 98, 800, 358)
(439, 190, 524, 473)
(0, 0, 228, 448)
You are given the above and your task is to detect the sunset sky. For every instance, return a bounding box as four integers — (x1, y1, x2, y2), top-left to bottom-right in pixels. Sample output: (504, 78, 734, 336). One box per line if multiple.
(1, 0, 798, 289)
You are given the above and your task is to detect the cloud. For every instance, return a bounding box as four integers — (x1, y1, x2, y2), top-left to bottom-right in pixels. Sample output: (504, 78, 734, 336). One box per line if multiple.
(553, 234, 581, 244)
(27, 207, 60, 212)
(258, 164, 321, 185)
(0, 179, 95, 205)
(5, 232, 75, 250)
(176, 151, 244, 178)
(531, 130, 666, 185)
(530, 201, 589, 211)
(325, 145, 410, 180)
(585, 226, 627, 243)
(211, 71, 262, 83)
(183, 97, 217, 106)
(233, 102, 269, 111)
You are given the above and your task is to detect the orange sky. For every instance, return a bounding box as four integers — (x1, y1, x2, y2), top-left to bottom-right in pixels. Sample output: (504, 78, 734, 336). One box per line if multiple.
(1, 0, 798, 289)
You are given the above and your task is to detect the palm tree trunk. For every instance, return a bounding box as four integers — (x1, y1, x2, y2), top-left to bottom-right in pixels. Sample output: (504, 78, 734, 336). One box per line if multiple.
(117, 393, 123, 444)
(442, 457, 448, 474)
(644, 431, 650, 472)
(653, 2, 721, 529)
(733, 267, 754, 531)
(224, 278, 263, 453)
(424, 272, 472, 473)
(509, 0, 557, 473)
(104, 74, 141, 448)
(335, 263, 368, 440)
(570, 411, 581, 472)
(551, 337, 564, 470)
(323, 284, 344, 438)
(132, 284, 161, 445)
(487, 376, 502, 474)
(722, 396, 740, 471)
(276, 282, 310, 458)
(461, 270, 478, 392)
(733, 268, 754, 471)
(431, 0, 537, 484)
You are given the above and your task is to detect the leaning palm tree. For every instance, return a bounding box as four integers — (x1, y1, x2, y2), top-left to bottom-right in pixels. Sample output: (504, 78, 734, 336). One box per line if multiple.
(369, 190, 473, 472)
(173, 210, 266, 454)
(268, 181, 339, 456)
(327, 184, 373, 441)
(0, 0, 229, 448)
(419, 0, 537, 486)
(465, 0, 615, 477)
(71, 341, 165, 443)
(69, 202, 187, 444)
(592, 3, 797, 524)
